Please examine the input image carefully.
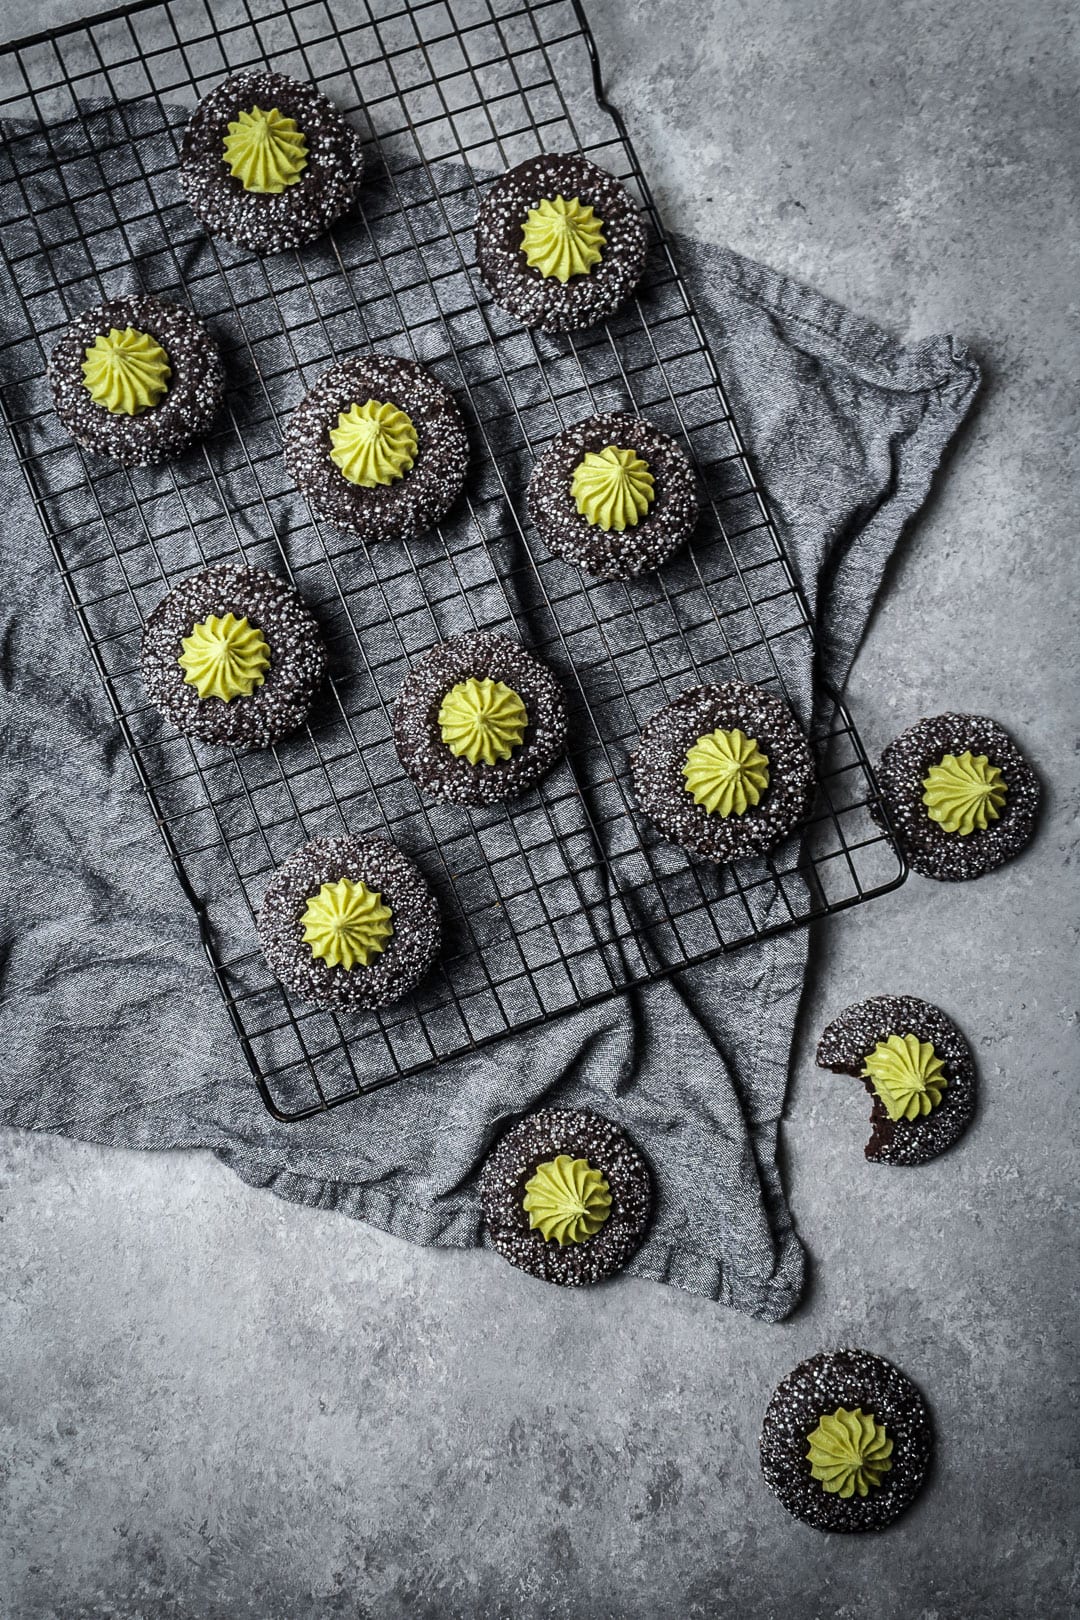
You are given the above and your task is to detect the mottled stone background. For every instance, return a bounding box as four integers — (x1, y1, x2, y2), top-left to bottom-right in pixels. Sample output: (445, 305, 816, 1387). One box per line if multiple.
(1, 0, 1077, 1615)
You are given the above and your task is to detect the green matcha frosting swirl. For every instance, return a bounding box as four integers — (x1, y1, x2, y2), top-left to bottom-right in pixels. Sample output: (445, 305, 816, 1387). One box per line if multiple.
(861, 1032, 948, 1122)
(571, 445, 655, 531)
(82, 326, 171, 416)
(922, 749, 1007, 835)
(522, 1154, 611, 1246)
(520, 194, 606, 282)
(806, 1407, 893, 1498)
(438, 677, 528, 766)
(682, 727, 770, 816)
(301, 878, 394, 970)
(177, 612, 270, 702)
(329, 399, 418, 487)
(223, 105, 308, 193)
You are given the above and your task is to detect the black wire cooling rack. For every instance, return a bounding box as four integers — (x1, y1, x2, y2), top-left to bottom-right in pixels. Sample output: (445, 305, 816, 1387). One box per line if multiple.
(0, 0, 905, 1122)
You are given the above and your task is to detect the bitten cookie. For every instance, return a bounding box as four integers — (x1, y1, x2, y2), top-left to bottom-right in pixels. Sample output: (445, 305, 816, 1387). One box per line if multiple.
(527, 411, 698, 581)
(393, 629, 567, 806)
(474, 152, 648, 333)
(872, 712, 1040, 881)
(49, 295, 224, 466)
(631, 680, 816, 862)
(258, 834, 440, 1011)
(141, 563, 326, 748)
(816, 995, 976, 1166)
(760, 1349, 932, 1533)
(179, 69, 365, 253)
(480, 1108, 652, 1287)
(283, 354, 468, 541)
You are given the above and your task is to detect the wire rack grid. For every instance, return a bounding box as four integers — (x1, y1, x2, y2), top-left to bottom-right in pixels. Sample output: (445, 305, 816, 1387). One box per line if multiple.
(0, 0, 904, 1122)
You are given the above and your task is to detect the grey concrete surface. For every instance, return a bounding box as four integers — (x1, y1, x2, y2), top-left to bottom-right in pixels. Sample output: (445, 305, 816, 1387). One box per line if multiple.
(2, 0, 1078, 1616)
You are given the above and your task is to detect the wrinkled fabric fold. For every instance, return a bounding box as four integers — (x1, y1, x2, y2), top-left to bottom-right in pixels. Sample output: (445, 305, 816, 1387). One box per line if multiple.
(0, 99, 980, 1319)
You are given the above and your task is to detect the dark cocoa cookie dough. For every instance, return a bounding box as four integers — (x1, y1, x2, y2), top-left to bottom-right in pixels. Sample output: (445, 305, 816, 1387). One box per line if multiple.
(480, 1108, 652, 1287)
(393, 629, 567, 807)
(872, 712, 1041, 882)
(179, 69, 365, 254)
(527, 411, 698, 581)
(817, 995, 976, 1166)
(48, 296, 225, 466)
(258, 833, 440, 1012)
(760, 1349, 933, 1534)
(283, 354, 468, 542)
(631, 680, 816, 862)
(474, 152, 648, 333)
(141, 563, 326, 748)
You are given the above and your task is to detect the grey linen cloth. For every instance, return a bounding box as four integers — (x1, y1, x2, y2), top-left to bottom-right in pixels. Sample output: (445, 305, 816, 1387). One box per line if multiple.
(0, 103, 979, 1322)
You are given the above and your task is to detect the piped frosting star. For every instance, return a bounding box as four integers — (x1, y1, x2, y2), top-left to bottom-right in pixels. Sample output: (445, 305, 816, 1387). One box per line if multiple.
(438, 677, 528, 766)
(922, 750, 1007, 835)
(177, 612, 270, 701)
(861, 1032, 948, 1122)
(522, 1155, 612, 1246)
(223, 105, 308, 193)
(571, 445, 655, 531)
(301, 878, 394, 970)
(82, 327, 171, 416)
(520, 194, 605, 282)
(683, 727, 770, 816)
(329, 399, 418, 487)
(806, 1407, 893, 1498)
